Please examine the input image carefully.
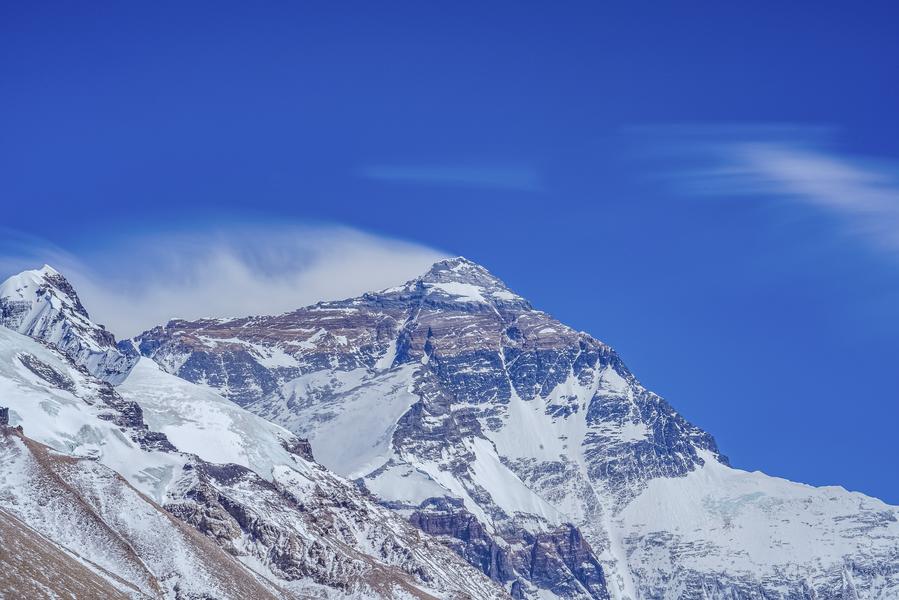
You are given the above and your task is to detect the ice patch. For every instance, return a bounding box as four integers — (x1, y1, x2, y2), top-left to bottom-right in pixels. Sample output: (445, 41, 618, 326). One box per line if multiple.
(618, 421, 650, 442)
(364, 463, 449, 506)
(119, 358, 299, 479)
(284, 366, 421, 479)
(426, 282, 486, 303)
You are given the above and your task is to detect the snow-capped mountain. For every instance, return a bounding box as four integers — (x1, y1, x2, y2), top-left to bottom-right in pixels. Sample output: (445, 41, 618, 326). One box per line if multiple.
(0, 291, 507, 598)
(0, 265, 135, 383)
(131, 256, 899, 600)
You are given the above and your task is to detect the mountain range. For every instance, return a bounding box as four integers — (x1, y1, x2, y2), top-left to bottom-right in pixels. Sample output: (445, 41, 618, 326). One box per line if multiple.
(1, 259, 897, 599)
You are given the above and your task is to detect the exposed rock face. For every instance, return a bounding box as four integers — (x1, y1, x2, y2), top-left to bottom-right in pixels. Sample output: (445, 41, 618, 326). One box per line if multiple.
(411, 500, 516, 584)
(131, 257, 899, 600)
(410, 501, 609, 600)
(166, 457, 508, 599)
(16, 351, 76, 391)
(0, 406, 7, 427)
(518, 525, 607, 600)
(282, 435, 315, 461)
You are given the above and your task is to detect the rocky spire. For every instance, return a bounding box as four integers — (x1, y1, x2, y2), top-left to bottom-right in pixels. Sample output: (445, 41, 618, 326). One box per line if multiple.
(411, 256, 528, 308)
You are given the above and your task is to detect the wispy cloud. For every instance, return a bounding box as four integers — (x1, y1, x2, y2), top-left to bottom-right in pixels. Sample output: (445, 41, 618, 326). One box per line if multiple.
(633, 124, 899, 255)
(359, 164, 540, 191)
(0, 224, 446, 338)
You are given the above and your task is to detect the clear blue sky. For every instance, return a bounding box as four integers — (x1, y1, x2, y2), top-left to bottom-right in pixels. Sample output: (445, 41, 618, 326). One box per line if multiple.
(3, 2, 899, 502)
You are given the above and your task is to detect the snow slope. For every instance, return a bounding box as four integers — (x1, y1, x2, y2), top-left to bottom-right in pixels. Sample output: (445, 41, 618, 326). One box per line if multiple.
(0, 507, 136, 600)
(118, 357, 304, 479)
(616, 451, 899, 598)
(0, 326, 186, 504)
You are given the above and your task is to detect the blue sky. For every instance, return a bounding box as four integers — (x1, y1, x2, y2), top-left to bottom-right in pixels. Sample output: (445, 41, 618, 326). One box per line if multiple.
(2, 2, 899, 502)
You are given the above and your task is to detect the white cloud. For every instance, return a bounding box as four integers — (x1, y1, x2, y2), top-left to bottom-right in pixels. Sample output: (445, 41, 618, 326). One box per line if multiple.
(0, 224, 447, 338)
(636, 125, 899, 255)
(730, 143, 899, 252)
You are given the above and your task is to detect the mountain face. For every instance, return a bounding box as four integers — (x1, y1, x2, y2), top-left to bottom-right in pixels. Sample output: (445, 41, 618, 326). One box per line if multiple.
(2, 258, 898, 599)
(130, 257, 899, 600)
(0, 317, 506, 598)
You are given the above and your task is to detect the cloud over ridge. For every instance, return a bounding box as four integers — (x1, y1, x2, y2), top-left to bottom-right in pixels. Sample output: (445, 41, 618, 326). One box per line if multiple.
(0, 224, 446, 338)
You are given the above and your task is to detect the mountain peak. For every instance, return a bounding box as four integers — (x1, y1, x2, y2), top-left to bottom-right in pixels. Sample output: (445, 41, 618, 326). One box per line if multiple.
(421, 256, 504, 288)
(0, 265, 88, 319)
(0, 265, 135, 382)
(436, 255, 478, 267)
(37, 264, 60, 276)
(416, 256, 525, 305)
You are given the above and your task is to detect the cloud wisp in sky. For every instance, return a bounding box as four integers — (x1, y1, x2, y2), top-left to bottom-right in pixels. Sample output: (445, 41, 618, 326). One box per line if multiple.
(636, 125, 899, 256)
(727, 143, 899, 253)
(0, 224, 446, 338)
(359, 164, 541, 191)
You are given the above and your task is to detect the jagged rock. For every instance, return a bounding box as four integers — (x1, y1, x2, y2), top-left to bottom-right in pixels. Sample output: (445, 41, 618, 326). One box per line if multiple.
(411, 501, 515, 584)
(282, 436, 315, 461)
(16, 352, 76, 391)
(509, 525, 608, 600)
(410, 501, 608, 600)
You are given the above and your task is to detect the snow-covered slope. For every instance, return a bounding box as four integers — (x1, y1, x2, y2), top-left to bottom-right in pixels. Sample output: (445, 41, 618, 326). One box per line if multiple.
(0, 326, 185, 504)
(134, 256, 899, 600)
(0, 265, 135, 382)
(617, 451, 899, 597)
(0, 428, 284, 600)
(0, 507, 135, 600)
(118, 357, 311, 478)
(0, 317, 508, 599)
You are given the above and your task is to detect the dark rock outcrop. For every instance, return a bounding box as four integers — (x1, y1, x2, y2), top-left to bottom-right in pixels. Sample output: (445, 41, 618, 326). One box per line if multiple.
(410, 499, 608, 600)
(411, 502, 515, 584)
(282, 437, 315, 462)
(92, 381, 177, 452)
(512, 525, 608, 600)
(17, 353, 76, 391)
